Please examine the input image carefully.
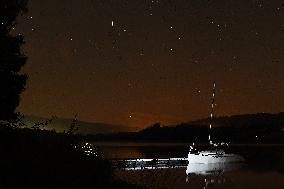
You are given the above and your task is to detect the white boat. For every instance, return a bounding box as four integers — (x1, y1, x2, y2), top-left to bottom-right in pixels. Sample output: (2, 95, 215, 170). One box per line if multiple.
(186, 82, 244, 175)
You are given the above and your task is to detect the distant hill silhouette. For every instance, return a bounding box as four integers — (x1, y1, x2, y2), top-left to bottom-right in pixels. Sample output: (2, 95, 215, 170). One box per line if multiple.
(22, 115, 136, 134)
(88, 112, 284, 144)
(189, 112, 284, 128)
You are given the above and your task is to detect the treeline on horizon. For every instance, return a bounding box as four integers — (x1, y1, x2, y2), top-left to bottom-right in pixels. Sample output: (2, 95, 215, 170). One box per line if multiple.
(87, 112, 284, 144)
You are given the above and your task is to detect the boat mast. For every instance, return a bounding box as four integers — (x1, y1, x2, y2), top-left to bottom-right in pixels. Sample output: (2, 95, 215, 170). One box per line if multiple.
(208, 82, 216, 144)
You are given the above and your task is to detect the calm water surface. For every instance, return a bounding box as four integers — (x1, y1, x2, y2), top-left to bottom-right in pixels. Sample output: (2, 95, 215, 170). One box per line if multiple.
(93, 143, 284, 188)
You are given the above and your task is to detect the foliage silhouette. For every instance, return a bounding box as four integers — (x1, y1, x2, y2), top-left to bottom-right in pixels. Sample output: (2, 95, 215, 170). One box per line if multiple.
(0, 114, 138, 188)
(66, 114, 80, 135)
(0, 124, 139, 189)
(0, 0, 28, 121)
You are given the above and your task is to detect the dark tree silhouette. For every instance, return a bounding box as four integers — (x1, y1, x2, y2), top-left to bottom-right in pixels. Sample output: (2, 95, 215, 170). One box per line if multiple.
(0, 0, 28, 121)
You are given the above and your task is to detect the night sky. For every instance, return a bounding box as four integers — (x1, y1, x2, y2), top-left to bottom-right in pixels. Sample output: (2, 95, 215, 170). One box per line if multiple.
(14, 0, 284, 129)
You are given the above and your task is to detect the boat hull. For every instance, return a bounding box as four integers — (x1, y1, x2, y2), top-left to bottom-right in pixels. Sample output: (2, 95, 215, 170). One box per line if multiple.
(186, 150, 244, 175)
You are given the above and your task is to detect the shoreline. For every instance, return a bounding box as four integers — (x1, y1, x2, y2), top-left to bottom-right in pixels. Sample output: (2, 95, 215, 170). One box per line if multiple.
(91, 141, 284, 147)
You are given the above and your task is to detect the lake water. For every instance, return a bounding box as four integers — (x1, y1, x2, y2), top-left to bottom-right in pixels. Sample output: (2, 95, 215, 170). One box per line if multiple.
(93, 143, 284, 188)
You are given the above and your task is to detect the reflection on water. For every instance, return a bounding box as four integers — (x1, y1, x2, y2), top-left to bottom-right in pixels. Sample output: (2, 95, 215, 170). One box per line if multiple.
(186, 176, 230, 189)
(97, 143, 190, 159)
(116, 167, 284, 189)
(100, 144, 284, 188)
(186, 162, 243, 189)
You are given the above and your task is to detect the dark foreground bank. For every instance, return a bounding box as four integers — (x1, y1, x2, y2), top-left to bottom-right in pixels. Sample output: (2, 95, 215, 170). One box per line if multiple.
(0, 124, 138, 189)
